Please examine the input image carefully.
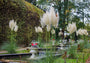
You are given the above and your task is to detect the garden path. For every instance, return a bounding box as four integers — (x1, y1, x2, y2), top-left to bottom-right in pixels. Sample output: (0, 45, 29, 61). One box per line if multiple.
(0, 47, 28, 54)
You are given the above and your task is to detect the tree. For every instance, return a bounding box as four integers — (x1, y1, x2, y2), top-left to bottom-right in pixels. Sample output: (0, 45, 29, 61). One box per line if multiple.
(35, 0, 89, 40)
(26, 0, 37, 5)
(71, 0, 90, 26)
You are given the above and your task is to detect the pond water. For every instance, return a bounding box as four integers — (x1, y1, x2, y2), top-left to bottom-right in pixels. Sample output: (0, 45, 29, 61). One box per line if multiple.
(0, 54, 59, 63)
(0, 46, 68, 63)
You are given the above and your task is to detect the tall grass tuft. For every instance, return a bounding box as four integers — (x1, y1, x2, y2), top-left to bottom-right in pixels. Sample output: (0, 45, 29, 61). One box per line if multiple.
(1, 41, 17, 54)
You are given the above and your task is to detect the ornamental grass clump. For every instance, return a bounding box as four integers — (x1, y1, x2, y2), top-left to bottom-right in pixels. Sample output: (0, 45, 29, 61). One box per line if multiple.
(9, 20, 18, 53)
(2, 20, 18, 54)
(76, 29, 88, 51)
(76, 33, 89, 52)
(67, 22, 88, 43)
(40, 7, 59, 42)
(67, 22, 77, 43)
(35, 26, 43, 45)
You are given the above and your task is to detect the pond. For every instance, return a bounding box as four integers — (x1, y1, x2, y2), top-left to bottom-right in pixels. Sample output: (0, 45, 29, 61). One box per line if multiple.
(0, 46, 67, 63)
(0, 53, 62, 63)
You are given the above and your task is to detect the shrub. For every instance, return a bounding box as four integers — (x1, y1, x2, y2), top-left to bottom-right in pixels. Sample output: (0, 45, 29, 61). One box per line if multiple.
(0, 0, 44, 46)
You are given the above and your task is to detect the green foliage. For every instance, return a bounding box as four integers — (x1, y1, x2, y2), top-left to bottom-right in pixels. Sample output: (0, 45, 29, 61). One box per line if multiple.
(44, 55, 55, 63)
(83, 49, 90, 53)
(67, 45, 77, 58)
(83, 40, 90, 49)
(55, 48, 90, 63)
(78, 42, 84, 52)
(16, 50, 29, 53)
(37, 51, 56, 63)
(37, 0, 47, 5)
(1, 41, 17, 54)
(84, 42, 90, 49)
(71, 16, 85, 29)
(85, 23, 90, 35)
(25, 1, 44, 15)
(0, 0, 44, 46)
(77, 39, 90, 52)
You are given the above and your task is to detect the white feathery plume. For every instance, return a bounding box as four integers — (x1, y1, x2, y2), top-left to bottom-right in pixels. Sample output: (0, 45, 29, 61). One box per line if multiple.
(49, 7, 59, 27)
(40, 18, 45, 28)
(35, 26, 43, 33)
(35, 27, 38, 33)
(58, 31, 63, 36)
(9, 20, 18, 32)
(9, 20, 16, 31)
(51, 29, 55, 34)
(76, 29, 83, 36)
(40, 7, 59, 29)
(41, 11, 51, 26)
(38, 26, 43, 33)
(76, 29, 88, 36)
(14, 25, 18, 32)
(67, 22, 77, 34)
